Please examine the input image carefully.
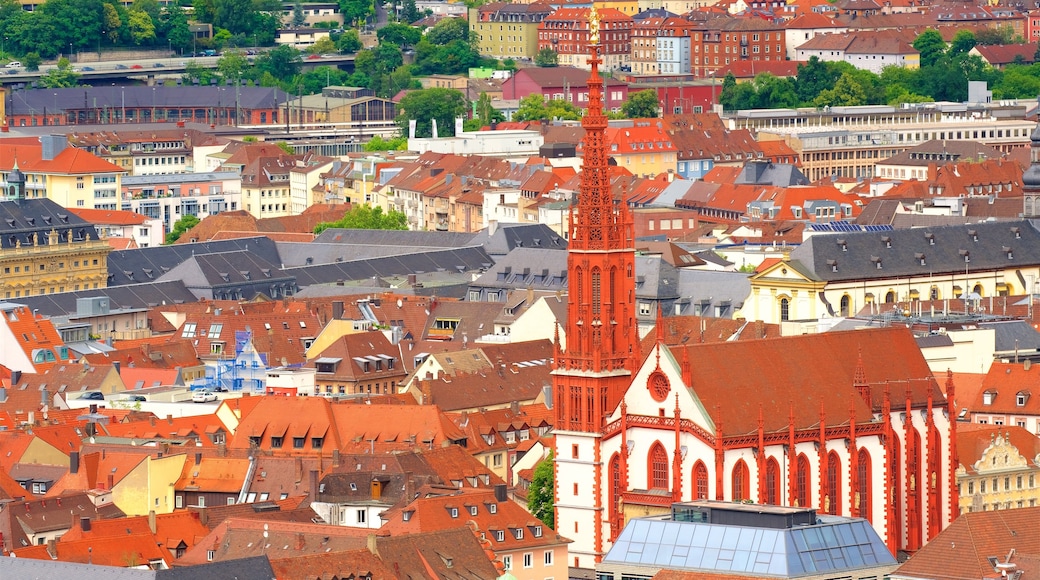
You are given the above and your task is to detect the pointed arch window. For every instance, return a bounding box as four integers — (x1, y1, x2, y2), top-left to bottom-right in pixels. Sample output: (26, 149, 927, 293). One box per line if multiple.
(694, 461, 709, 500)
(840, 295, 851, 317)
(826, 451, 841, 515)
(609, 453, 621, 517)
(765, 458, 781, 505)
(649, 443, 668, 490)
(857, 448, 872, 522)
(591, 267, 602, 315)
(732, 460, 750, 501)
(796, 454, 811, 508)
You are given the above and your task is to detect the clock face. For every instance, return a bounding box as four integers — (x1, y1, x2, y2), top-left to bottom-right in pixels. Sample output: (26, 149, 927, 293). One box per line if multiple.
(649, 371, 670, 402)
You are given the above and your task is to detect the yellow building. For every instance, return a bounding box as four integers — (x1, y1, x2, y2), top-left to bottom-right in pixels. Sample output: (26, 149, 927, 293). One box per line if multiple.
(107, 451, 188, 516)
(0, 170, 112, 298)
(600, 122, 678, 178)
(957, 425, 1040, 515)
(471, 4, 552, 60)
(1, 137, 125, 210)
(596, 0, 640, 16)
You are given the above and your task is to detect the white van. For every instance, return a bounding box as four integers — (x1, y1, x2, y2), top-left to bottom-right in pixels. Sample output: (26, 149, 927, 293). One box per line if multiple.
(4, 61, 21, 68)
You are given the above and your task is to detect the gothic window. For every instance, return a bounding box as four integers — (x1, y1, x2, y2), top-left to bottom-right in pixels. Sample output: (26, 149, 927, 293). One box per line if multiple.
(765, 458, 780, 505)
(796, 454, 811, 508)
(732, 460, 750, 501)
(592, 268, 602, 315)
(694, 461, 709, 499)
(826, 451, 841, 515)
(649, 371, 670, 402)
(649, 443, 668, 490)
(858, 449, 872, 522)
(609, 453, 621, 517)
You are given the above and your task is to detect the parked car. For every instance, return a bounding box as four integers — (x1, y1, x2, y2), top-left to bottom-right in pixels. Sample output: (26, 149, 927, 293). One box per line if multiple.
(154, 62, 165, 67)
(81, 66, 94, 71)
(130, 64, 143, 69)
(192, 389, 217, 403)
(125, 395, 146, 402)
(81, 392, 105, 400)
(115, 64, 128, 69)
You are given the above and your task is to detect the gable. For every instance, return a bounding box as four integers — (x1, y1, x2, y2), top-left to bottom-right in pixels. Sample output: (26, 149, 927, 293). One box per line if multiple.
(609, 343, 715, 436)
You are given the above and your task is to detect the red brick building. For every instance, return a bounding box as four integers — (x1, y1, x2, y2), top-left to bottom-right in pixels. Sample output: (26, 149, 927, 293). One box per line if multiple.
(538, 7, 633, 71)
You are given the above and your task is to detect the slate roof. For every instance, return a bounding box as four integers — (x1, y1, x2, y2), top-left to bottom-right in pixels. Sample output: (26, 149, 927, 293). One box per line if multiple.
(107, 237, 280, 287)
(468, 247, 567, 300)
(312, 227, 478, 247)
(17, 281, 197, 317)
(892, 505, 1040, 580)
(734, 161, 809, 187)
(156, 250, 294, 301)
(5, 86, 288, 115)
(0, 558, 154, 580)
(786, 220, 1040, 282)
(286, 246, 495, 292)
(469, 222, 568, 256)
(880, 139, 1003, 167)
(0, 198, 101, 250)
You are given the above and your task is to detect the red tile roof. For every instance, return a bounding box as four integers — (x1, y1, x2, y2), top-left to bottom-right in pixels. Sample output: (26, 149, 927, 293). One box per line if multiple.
(972, 361, 1040, 416)
(68, 208, 148, 226)
(956, 423, 1040, 474)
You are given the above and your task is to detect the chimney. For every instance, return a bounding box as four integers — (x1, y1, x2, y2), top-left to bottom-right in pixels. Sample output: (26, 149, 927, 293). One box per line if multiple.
(494, 483, 507, 502)
(167, 414, 173, 425)
(0, 387, 6, 403)
(404, 471, 414, 501)
(46, 538, 56, 559)
(148, 510, 156, 534)
(367, 534, 379, 556)
(40, 385, 48, 407)
(41, 135, 67, 161)
(510, 400, 519, 415)
(107, 474, 114, 490)
(195, 452, 202, 465)
(332, 449, 341, 467)
(332, 301, 344, 320)
(927, 162, 938, 182)
(80, 516, 91, 532)
(112, 361, 120, 375)
(89, 404, 98, 414)
(11, 370, 21, 385)
(309, 469, 319, 501)
(70, 451, 80, 474)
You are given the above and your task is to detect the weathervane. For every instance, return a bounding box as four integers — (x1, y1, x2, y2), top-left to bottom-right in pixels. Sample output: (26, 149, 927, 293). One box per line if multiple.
(589, 5, 600, 46)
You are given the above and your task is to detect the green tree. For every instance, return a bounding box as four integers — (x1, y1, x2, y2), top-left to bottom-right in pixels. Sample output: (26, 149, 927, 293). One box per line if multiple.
(913, 29, 947, 68)
(976, 25, 1016, 46)
(183, 59, 219, 85)
(528, 452, 554, 530)
(795, 57, 841, 104)
(621, 88, 660, 118)
(23, 51, 41, 71)
(165, 214, 200, 244)
(425, 17, 470, 45)
(214, 0, 254, 35)
(378, 22, 421, 47)
(950, 29, 976, 55)
(535, 47, 558, 67)
(513, 93, 581, 121)
(39, 0, 105, 52)
(337, 29, 362, 52)
(127, 9, 156, 45)
(217, 49, 249, 81)
(255, 44, 301, 80)
(474, 91, 503, 126)
(292, 0, 306, 26)
(307, 36, 337, 54)
(103, 3, 123, 44)
(751, 72, 799, 108)
(396, 87, 467, 138)
(39, 57, 79, 87)
(313, 205, 408, 233)
(275, 141, 295, 154)
(401, 0, 419, 22)
(364, 135, 408, 151)
(814, 72, 866, 107)
(193, 0, 216, 22)
(339, 0, 374, 26)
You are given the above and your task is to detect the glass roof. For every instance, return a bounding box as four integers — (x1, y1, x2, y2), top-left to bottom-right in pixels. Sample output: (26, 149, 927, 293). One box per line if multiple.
(602, 516, 895, 577)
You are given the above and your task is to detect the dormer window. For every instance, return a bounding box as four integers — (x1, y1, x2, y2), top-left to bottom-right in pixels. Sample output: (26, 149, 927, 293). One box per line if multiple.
(871, 256, 882, 269)
(469, 505, 478, 516)
(514, 528, 524, 540)
(1004, 246, 1013, 260)
(881, 236, 891, 248)
(915, 253, 926, 266)
(925, 233, 935, 245)
(983, 390, 995, 405)
(449, 507, 458, 518)
(488, 503, 497, 514)
(837, 238, 847, 251)
(1017, 392, 1029, 407)
(403, 510, 413, 521)
(1011, 226, 1021, 239)
(960, 249, 970, 263)
(495, 530, 505, 542)
(827, 259, 837, 273)
(968, 229, 978, 242)
(533, 525, 543, 538)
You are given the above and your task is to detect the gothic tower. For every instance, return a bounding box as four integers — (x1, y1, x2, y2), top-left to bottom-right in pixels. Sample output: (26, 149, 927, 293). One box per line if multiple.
(553, 6, 639, 568)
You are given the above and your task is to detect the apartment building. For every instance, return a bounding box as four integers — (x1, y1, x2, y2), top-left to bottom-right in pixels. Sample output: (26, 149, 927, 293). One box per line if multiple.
(472, 3, 553, 59)
(538, 7, 633, 71)
(121, 172, 242, 234)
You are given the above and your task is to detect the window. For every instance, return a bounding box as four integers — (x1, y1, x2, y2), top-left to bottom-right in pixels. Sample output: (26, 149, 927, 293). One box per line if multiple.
(503, 555, 512, 571)
(495, 530, 505, 542)
(198, 496, 206, 507)
(450, 507, 459, 518)
(694, 461, 709, 499)
(780, 298, 790, 321)
(271, 436, 283, 448)
(514, 528, 524, 540)
(358, 509, 366, 524)
(732, 460, 750, 501)
(182, 322, 197, 338)
(826, 452, 841, 515)
(176, 495, 183, 508)
(523, 553, 533, 568)
(293, 437, 305, 448)
(649, 443, 668, 489)
(207, 550, 215, 562)
(796, 454, 811, 508)
(544, 550, 554, 566)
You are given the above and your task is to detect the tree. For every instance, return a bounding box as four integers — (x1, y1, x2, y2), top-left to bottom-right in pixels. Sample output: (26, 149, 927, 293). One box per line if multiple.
(217, 50, 249, 81)
(337, 29, 362, 52)
(795, 57, 842, 105)
(213, 0, 255, 35)
(38, 0, 105, 52)
(313, 205, 408, 233)
(813, 72, 866, 107)
(401, 0, 419, 23)
(127, 9, 156, 45)
(513, 93, 581, 121)
(474, 91, 503, 126)
(23, 52, 41, 72)
(39, 57, 79, 87)
(535, 47, 558, 67)
(165, 214, 200, 244)
(338, 0, 374, 26)
(292, 0, 306, 26)
(528, 452, 554, 530)
(425, 17, 469, 45)
(307, 36, 337, 54)
(621, 89, 660, 118)
(913, 29, 947, 68)
(103, 3, 123, 44)
(976, 25, 1016, 46)
(255, 44, 301, 80)
(950, 29, 976, 55)
(364, 135, 408, 151)
(395, 87, 467, 138)
(378, 22, 421, 47)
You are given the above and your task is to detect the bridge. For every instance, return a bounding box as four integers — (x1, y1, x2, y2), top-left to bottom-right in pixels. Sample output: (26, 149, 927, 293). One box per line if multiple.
(0, 53, 356, 85)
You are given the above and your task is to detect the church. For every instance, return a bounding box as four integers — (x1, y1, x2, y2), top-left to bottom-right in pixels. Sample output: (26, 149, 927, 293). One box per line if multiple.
(551, 9, 957, 568)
